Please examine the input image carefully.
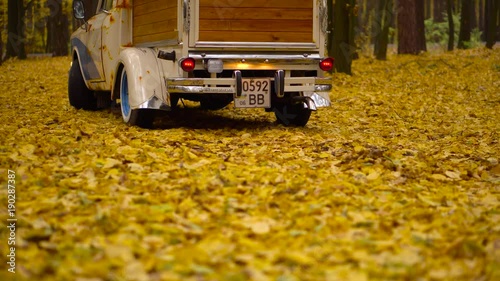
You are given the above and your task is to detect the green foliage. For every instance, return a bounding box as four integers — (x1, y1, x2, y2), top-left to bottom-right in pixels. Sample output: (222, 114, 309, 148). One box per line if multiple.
(425, 12, 483, 51)
(464, 28, 484, 49)
(425, 13, 460, 50)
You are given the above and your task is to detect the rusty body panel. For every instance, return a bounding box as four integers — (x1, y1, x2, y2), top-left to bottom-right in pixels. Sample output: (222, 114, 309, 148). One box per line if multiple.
(198, 0, 314, 43)
(133, 0, 178, 45)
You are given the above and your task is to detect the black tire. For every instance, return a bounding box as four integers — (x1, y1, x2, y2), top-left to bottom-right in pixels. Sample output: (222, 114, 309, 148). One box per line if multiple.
(273, 103, 312, 126)
(120, 70, 155, 128)
(200, 94, 233, 110)
(68, 58, 98, 110)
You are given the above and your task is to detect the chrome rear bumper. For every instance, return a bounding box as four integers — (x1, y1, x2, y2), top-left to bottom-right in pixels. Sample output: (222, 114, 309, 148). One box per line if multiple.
(166, 70, 332, 108)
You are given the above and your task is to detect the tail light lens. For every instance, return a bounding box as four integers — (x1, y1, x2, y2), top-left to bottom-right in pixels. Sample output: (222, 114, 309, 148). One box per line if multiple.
(180, 58, 195, 72)
(319, 57, 334, 71)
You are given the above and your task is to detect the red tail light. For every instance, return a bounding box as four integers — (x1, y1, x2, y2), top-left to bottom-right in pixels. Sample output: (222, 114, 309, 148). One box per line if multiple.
(180, 58, 195, 72)
(319, 57, 334, 71)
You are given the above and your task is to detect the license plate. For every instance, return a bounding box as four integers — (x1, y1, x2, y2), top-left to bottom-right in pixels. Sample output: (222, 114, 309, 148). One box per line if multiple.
(234, 78, 271, 108)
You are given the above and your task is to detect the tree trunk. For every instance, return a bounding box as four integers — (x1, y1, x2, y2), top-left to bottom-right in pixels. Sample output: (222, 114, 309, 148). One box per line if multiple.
(471, 0, 477, 29)
(0, 0, 3, 64)
(458, 0, 472, 49)
(374, 0, 393, 60)
(6, 0, 26, 59)
(425, 0, 432, 19)
(447, 0, 455, 50)
(435, 0, 446, 22)
(47, 0, 68, 56)
(349, 0, 359, 60)
(485, 0, 498, 48)
(397, 0, 427, 54)
(416, 0, 427, 51)
(329, 0, 358, 74)
(0, 33, 3, 65)
(479, 0, 485, 40)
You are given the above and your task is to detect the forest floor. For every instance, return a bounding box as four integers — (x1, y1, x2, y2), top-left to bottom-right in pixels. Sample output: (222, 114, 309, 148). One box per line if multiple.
(0, 48, 499, 281)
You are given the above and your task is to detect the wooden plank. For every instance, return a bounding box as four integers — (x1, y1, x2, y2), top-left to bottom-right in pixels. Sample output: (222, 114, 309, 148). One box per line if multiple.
(133, 0, 177, 45)
(199, 0, 312, 9)
(199, 19, 312, 33)
(135, 19, 177, 36)
(199, 31, 312, 43)
(199, 8, 312, 21)
(134, 31, 178, 44)
(134, 7, 177, 26)
(198, 1, 314, 43)
(134, 0, 176, 7)
(134, 0, 176, 16)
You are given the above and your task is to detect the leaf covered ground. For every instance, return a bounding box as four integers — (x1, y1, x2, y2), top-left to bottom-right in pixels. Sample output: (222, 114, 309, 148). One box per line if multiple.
(0, 48, 499, 281)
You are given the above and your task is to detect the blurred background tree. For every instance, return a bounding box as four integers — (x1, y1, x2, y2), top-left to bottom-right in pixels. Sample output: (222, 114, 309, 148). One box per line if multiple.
(328, 0, 358, 74)
(485, 0, 499, 49)
(0, 0, 498, 63)
(1, 0, 71, 60)
(458, 0, 472, 49)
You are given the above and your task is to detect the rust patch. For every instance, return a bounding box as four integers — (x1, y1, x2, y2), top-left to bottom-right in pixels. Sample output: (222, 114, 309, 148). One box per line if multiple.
(122, 42, 133, 47)
(147, 70, 150, 74)
(139, 76, 143, 81)
(110, 15, 115, 23)
(116, 0, 131, 9)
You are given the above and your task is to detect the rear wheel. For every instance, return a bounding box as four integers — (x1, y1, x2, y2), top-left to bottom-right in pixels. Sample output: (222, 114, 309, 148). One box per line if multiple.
(68, 58, 97, 110)
(273, 103, 312, 127)
(120, 70, 155, 128)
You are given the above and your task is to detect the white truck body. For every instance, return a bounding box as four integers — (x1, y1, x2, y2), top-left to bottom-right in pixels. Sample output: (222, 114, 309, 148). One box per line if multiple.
(69, 0, 333, 127)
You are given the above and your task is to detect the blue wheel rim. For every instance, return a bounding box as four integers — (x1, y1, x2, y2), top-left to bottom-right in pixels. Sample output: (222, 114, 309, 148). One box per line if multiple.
(121, 71, 131, 119)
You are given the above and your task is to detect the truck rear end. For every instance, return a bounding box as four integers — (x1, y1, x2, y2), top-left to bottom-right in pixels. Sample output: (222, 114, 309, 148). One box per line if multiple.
(69, 0, 332, 127)
(168, 0, 332, 126)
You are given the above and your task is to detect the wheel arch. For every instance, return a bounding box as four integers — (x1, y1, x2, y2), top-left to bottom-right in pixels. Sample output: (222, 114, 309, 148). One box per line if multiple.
(111, 63, 125, 101)
(115, 48, 165, 109)
(71, 47, 91, 90)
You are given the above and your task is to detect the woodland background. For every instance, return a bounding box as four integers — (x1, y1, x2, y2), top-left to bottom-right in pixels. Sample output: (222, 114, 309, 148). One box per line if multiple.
(0, 0, 499, 67)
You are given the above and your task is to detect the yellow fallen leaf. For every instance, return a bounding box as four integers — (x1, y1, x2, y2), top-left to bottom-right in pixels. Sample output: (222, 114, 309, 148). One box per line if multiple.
(102, 158, 122, 169)
(431, 174, 450, 181)
(250, 221, 270, 234)
(445, 170, 461, 180)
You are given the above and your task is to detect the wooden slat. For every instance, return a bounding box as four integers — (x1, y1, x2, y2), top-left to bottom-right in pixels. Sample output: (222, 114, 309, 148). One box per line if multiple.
(135, 19, 177, 36)
(199, 31, 312, 43)
(133, 0, 178, 45)
(199, 8, 312, 21)
(134, 7, 176, 26)
(198, 0, 314, 43)
(199, 19, 312, 33)
(199, 0, 312, 9)
(134, 0, 176, 16)
(134, 31, 178, 44)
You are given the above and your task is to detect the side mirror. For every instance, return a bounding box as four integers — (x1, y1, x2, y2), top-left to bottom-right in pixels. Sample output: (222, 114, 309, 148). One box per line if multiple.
(73, 0, 85, 20)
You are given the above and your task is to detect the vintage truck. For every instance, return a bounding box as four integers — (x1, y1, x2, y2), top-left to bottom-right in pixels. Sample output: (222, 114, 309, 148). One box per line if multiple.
(68, 0, 333, 128)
